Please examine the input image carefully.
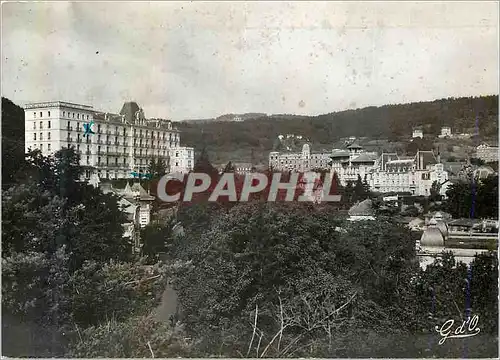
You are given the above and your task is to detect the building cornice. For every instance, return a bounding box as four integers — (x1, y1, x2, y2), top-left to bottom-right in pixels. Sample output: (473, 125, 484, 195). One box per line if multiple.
(23, 101, 93, 111)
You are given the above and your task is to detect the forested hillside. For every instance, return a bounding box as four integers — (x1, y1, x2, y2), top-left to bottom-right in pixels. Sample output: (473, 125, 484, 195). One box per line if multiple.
(2, 97, 25, 188)
(178, 95, 498, 164)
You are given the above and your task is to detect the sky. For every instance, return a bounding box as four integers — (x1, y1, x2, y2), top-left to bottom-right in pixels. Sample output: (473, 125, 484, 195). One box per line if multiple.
(2, 1, 499, 120)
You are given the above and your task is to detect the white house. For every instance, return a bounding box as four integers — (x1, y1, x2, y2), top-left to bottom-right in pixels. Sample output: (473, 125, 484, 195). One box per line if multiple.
(438, 126, 452, 138)
(412, 128, 424, 138)
(170, 146, 194, 173)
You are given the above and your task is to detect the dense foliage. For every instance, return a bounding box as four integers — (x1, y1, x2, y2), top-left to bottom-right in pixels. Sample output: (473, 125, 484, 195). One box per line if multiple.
(445, 175, 498, 219)
(2, 148, 170, 356)
(167, 203, 498, 357)
(1, 96, 498, 357)
(2, 97, 25, 188)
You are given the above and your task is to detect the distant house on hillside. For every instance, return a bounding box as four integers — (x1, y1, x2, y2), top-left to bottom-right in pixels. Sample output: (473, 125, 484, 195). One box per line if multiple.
(439, 126, 452, 138)
(475, 143, 499, 163)
(412, 127, 424, 139)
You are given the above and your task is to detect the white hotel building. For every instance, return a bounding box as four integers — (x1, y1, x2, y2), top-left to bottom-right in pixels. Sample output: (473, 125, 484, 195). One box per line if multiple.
(23, 101, 194, 179)
(368, 151, 449, 196)
(269, 144, 331, 172)
(328, 143, 449, 197)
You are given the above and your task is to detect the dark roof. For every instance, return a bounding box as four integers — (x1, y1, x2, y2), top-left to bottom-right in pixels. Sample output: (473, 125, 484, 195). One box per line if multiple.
(331, 150, 351, 158)
(380, 153, 399, 170)
(92, 111, 123, 122)
(415, 150, 436, 170)
(351, 153, 378, 163)
(347, 142, 363, 149)
(448, 218, 480, 227)
(443, 162, 465, 175)
(120, 102, 141, 123)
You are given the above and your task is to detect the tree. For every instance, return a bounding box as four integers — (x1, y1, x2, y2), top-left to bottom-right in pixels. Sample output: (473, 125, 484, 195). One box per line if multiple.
(353, 175, 369, 202)
(67, 315, 194, 358)
(2, 97, 25, 189)
(140, 219, 176, 262)
(222, 161, 235, 173)
(2, 149, 132, 269)
(362, 174, 371, 196)
(445, 175, 498, 219)
(429, 180, 442, 202)
(147, 158, 168, 179)
(169, 203, 419, 356)
(470, 157, 485, 166)
(2, 247, 71, 356)
(2, 251, 169, 357)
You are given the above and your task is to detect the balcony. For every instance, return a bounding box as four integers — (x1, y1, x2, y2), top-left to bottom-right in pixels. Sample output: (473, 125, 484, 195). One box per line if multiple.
(85, 151, 91, 155)
(77, 138, 82, 143)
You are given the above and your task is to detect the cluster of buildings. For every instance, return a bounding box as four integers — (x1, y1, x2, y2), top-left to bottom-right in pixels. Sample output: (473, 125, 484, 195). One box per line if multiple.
(417, 212, 497, 268)
(23, 101, 195, 179)
(269, 144, 331, 172)
(412, 126, 455, 139)
(269, 141, 451, 197)
(475, 142, 499, 163)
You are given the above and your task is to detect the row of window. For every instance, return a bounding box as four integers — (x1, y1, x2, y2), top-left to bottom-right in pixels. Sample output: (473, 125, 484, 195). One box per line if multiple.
(33, 120, 51, 129)
(66, 121, 180, 141)
(32, 120, 180, 142)
(33, 111, 51, 118)
(35, 144, 51, 151)
(33, 132, 50, 141)
(33, 111, 91, 120)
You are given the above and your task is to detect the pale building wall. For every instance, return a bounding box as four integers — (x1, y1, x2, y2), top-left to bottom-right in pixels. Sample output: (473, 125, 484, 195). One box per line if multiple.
(24, 101, 190, 179)
(268, 144, 330, 172)
(412, 129, 423, 138)
(170, 146, 194, 173)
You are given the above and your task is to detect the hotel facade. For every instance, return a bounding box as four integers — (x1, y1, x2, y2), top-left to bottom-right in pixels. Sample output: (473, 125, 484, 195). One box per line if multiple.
(269, 144, 331, 172)
(23, 101, 194, 179)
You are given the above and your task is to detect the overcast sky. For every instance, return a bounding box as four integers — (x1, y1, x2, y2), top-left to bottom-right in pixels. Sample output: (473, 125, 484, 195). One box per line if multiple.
(2, 1, 498, 120)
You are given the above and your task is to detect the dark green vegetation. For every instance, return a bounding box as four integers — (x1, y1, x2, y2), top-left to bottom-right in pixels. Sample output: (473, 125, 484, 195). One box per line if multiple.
(445, 175, 498, 219)
(2, 148, 170, 356)
(2, 97, 25, 188)
(178, 95, 498, 164)
(2, 146, 498, 357)
(1, 96, 498, 357)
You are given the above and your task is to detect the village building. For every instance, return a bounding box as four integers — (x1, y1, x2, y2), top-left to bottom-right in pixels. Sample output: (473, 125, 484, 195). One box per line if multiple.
(412, 127, 424, 138)
(269, 143, 331, 172)
(417, 213, 497, 269)
(91, 175, 155, 253)
(475, 143, 499, 163)
(329, 142, 378, 186)
(368, 150, 449, 196)
(438, 126, 452, 138)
